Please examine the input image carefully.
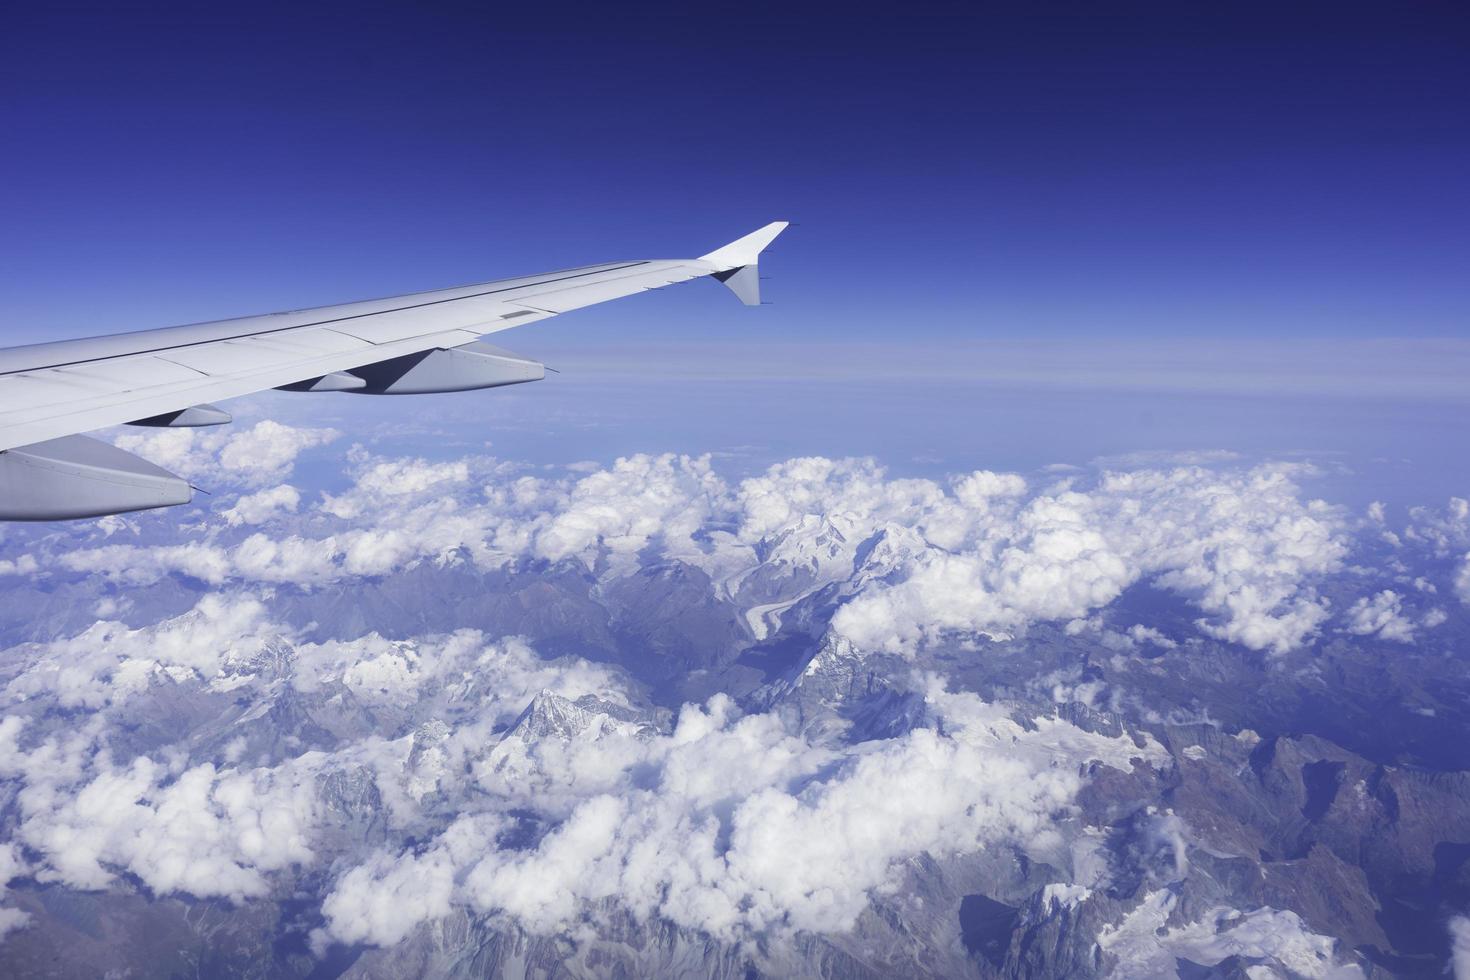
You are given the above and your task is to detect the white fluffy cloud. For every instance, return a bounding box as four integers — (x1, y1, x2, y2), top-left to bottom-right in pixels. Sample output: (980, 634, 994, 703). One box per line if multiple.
(114, 420, 339, 489)
(1449, 915, 1470, 980)
(58, 539, 233, 586)
(0, 711, 318, 903)
(0, 554, 38, 577)
(316, 680, 1164, 947)
(531, 453, 728, 570)
(0, 597, 326, 904)
(48, 454, 1352, 656)
(1342, 590, 1417, 643)
(23, 756, 318, 901)
(0, 444, 1445, 971)
(316, 815, 501, 952)
(4, 594, 277, 708)
(1402, 497, 1470, 554)
(222, 484, 301, 526)
(321, 456, 470, 520)
(0, 842, 29, 940)
(832, 464, 1347, 655)
(0, 597, 661, 917)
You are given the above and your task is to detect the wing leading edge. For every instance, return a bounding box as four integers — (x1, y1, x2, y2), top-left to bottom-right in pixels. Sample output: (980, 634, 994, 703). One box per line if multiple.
(0, 221, 789, 521)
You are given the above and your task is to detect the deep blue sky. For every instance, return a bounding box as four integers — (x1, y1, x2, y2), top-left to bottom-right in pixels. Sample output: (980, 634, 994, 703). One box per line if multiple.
(2, 1, 1466, 345)
(2, 1, 1469, 507)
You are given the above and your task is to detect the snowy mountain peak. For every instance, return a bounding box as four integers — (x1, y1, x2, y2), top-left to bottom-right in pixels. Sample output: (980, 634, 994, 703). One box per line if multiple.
(851, 523, 928, 586)
(505, 691, 657, 743)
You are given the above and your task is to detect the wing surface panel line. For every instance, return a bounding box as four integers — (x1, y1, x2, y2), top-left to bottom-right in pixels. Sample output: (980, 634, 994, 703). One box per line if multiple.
(0, 260, 658, 377)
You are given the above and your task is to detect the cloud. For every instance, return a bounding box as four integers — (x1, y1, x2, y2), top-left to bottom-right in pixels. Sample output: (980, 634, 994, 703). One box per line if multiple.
(316, 680, 1164, 948)
(0, 709, 318, 903)
(0, 598, 660, 920)
(43, 455, 1350, 657)
(735, 457, 948, 544)
(0, 442, 1451, 973)
(321, 456, 470, 520)
(222, 485, 301, 526)
(58, 540, 232, 586)
(3, 594, 626, 731)
(24, 756, 319, 901)
(832, 463, 1346, 655)
(314, 815, 502, 953)
(1342, 590, 1416, 643)
(0, 555, 38, 577)
(291, 631, 627, 722)
(1449, 915, 1470, 980)
(0, 842, 29, 940)
(114, 420, 339, 489)
(531, 453, 730, 571)
(1403, 497, 1470, 555)
(3, 594, 277, 709)
(216, 421, 339, 483)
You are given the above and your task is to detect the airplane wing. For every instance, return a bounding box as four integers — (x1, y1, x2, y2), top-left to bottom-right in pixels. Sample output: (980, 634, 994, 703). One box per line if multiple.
(0, 221, 788, 521)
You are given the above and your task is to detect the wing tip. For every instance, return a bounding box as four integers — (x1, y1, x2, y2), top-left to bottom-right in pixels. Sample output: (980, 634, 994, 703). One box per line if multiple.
(698, 221, 790, 270)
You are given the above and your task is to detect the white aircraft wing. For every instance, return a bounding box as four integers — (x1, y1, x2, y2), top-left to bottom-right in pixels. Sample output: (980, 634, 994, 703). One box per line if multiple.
(0, 221, 787, 521)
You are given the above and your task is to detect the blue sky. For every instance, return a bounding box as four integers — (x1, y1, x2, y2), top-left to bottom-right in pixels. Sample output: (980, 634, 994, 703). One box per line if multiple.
(2, 1, 1467, 504)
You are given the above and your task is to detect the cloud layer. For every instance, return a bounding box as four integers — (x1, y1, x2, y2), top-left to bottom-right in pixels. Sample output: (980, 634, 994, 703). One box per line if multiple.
(38, 442, 1371, 656)
(0, 596, 1163, 952)
(0, 437, 1454, 972)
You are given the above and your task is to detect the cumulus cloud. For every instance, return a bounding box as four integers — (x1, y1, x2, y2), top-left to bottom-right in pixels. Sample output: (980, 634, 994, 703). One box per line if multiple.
(531, 453, 729, 570)
(1402, 497, 1470, 555)
(1383, 498, 1470, 605)
(0, 842, 29, 939)
(291, 631, 628, 722)
(16, 598, 1165, 954)
(115, 420, 339, 489)
(315, 814, 501, 953)
(1342, 590, 1417, 643)
(316, 680, 1163, 948)
(222, 484, 301, 526)
(3, 594, 624, 731)
(44, 455, 1351, 656)
(0, 443, 1452, 974)
(0, 709, 318, 903)
(321, 456, 470, 520)
(58, 540, 232, 585)
(0, 596, 664, 920)
(0, 597, 322, 903)
(24, 756, 318, 901)
(1449, 915, 1470, 980)
(0, 555, 38, 577)
(833, 464, 1346, 655)
(4, 594, 277, 708)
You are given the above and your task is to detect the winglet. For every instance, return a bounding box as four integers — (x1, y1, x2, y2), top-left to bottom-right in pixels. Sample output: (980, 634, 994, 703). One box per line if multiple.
(699, 221, 789, 306)
(700, 221, 789, 269)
